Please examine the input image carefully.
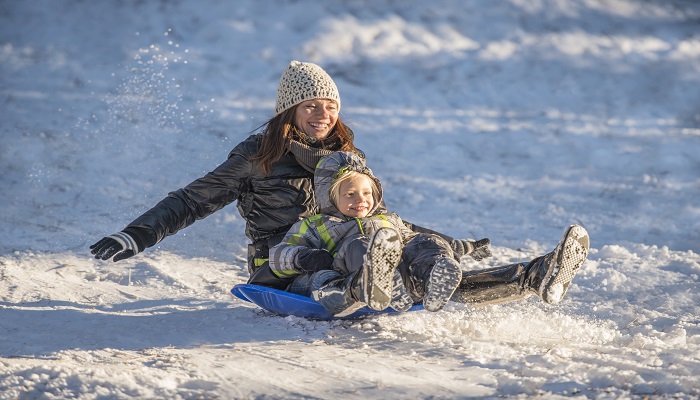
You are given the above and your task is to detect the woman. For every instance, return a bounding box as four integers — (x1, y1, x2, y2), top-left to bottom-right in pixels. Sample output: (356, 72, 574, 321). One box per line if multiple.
(91, 60, 359, 289)
(91, 60, 589, 309)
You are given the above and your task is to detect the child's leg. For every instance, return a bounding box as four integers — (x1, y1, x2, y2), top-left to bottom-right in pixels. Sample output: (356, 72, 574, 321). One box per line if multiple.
(311, 236, 370, 317)
(402, 233, 461, 311)
(286, 234, 370, 301)
(312, 228, 403, 316)
(330, 231, 412, 313)
(332, 234, 370, 275)
(286, 269, 342, 297)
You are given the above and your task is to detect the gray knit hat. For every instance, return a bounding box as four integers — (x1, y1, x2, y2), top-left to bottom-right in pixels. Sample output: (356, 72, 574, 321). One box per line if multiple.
(275, 61, 341, 115)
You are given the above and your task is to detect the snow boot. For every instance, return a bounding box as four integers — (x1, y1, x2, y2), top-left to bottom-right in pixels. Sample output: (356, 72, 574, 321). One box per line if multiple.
(390, 269, 414, 312)
(525, 224, 590, 304)
(423, 257, 463, 312)
(452, 225, 590, 305)
(359, 227, 403, 310)
(312, 227, 402, 317)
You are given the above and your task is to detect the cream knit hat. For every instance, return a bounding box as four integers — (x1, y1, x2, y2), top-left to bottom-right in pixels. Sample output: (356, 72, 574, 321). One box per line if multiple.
(275, 61, 341, 115)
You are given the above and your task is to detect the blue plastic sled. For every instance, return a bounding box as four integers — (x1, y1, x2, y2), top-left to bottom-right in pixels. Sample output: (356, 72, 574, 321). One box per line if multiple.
(231, 283, 423, 320)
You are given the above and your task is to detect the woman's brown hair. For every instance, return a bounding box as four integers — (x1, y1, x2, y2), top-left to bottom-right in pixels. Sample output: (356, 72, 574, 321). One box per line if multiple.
(253, 105, 358, 175)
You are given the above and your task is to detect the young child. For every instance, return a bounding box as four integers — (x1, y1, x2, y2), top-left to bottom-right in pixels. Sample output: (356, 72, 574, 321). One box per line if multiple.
(269, 151, 467, 316)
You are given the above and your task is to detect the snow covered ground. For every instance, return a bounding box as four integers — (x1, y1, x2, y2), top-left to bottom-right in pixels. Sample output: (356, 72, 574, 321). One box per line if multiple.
(2, 0, 700, 398)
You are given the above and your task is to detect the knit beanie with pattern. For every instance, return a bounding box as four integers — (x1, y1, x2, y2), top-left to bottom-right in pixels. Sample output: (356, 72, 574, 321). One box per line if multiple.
(275, 61, 341, 115)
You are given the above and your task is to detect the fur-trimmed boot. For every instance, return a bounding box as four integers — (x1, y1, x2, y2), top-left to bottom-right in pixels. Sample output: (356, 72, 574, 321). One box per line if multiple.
(312, 227, 402, 317)
(452, 225, 590, 305)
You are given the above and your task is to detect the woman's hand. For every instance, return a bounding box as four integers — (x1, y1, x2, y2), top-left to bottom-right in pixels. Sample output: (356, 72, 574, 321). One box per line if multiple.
(451, 238, 492, 261)
(90, 231, 142, 262)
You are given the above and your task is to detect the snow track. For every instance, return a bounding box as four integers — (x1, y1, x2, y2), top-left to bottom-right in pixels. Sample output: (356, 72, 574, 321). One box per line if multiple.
(2, 0, 699, 398)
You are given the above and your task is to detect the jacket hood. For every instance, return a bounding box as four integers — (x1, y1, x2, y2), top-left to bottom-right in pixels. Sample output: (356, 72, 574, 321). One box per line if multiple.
(314, 152, 385, 218)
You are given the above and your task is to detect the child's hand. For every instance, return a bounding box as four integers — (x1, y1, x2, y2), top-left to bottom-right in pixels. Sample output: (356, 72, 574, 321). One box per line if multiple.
(295, 249, 335, 273)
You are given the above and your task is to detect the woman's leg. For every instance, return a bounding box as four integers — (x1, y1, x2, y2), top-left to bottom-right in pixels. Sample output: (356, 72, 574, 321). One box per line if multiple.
(453, 225, 590, 305)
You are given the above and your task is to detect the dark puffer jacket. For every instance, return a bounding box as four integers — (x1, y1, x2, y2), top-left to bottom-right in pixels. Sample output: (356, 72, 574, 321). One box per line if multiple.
(124, 134, 318, 273)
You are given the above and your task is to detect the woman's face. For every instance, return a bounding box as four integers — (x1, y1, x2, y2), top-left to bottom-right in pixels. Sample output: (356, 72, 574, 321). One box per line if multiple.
(336, 174, 374, 218)
(294, 99, 339, 140)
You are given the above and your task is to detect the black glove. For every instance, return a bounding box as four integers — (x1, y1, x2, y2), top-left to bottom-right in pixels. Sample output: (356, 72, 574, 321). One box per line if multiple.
(451, 238, 492, 261)
(90, 231, 143, 262)
(295, 248, 334, 274)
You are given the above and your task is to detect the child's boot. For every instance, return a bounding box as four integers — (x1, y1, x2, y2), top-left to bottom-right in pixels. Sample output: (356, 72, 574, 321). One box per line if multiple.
(390, 269, 414, 312)
(359, 227, 403, 310)
(423, 257, 463, 312)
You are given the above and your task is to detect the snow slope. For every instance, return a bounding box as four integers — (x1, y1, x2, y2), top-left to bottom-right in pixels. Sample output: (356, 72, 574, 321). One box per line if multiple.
(1, 0, 699, 398)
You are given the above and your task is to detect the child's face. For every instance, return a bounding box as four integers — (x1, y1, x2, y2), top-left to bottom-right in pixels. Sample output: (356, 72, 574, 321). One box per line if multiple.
(336, 175, 374, 218)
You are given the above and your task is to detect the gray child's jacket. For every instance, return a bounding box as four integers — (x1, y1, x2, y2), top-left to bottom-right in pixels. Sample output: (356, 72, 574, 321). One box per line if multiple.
(268, 152, 417, 278)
